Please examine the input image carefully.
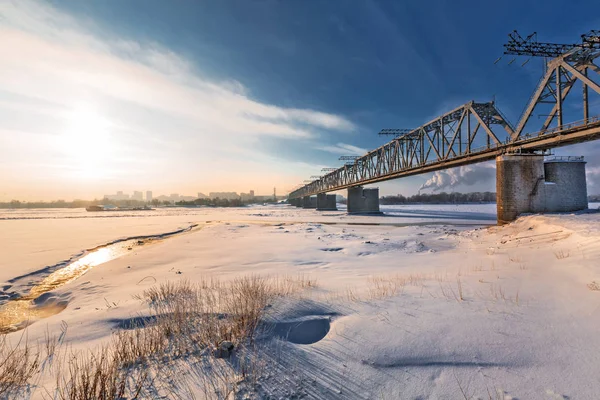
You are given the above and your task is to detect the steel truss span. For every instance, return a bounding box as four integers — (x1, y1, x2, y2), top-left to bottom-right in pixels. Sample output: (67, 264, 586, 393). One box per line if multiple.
(289, 40, 600, 200)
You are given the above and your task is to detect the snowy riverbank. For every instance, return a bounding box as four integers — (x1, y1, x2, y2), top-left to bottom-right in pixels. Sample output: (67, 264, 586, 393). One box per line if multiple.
(1, 204, 599, 398)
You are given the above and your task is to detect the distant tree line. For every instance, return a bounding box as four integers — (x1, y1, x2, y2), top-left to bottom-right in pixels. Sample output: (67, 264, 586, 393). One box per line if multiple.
(0, 199, 164, 209)
(176, 198, 244, 207)
(380, 191, 496, 205)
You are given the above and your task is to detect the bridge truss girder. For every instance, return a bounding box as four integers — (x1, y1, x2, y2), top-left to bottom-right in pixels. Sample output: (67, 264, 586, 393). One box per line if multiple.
(289, 46, 600, 201)
(513, 49, 600, 139)
(290, 101, 514, 198)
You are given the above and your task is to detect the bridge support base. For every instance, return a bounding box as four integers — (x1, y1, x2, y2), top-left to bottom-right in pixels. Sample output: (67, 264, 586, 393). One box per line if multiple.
(316, 193, 337, 211)
(496, 154, 587, 225)
(347, 186, 382, 214)
(302, 196, 317, 209)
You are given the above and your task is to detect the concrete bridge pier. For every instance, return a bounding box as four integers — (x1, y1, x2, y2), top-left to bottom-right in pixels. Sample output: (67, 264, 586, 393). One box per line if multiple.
(496, 154, 587, 224)
(302, 196, 317, 209)
(316, 193, 337, 211)
(347, 186, 381, 214)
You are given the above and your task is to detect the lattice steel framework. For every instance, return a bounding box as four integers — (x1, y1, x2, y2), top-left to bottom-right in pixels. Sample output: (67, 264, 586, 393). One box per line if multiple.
(512, 46, 600, 137)
(289, 33, 600, 200)
(290, 101, 515, 198)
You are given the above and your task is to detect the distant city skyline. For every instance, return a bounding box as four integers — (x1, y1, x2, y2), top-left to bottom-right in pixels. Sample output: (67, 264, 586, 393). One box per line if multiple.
(100, 189, 277, 203)
(0, 186, 284, 203)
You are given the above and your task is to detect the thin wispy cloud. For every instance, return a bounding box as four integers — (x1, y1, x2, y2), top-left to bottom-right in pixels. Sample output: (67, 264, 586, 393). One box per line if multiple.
(317, 142, 367, 156)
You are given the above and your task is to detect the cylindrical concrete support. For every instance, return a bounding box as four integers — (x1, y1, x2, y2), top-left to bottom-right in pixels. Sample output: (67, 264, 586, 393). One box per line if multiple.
(316, 193, 337, 211)
(294, 198, 302, 207)
(496, 154, 588, 224)
(347, 186, 381, 214)
(543, 159, 587, 212)
(496, 154, 545, 224)
(302, 196, 317, 209)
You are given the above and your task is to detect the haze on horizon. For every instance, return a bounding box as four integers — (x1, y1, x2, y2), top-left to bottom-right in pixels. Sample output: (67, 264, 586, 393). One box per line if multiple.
(2, 0, 600, 202)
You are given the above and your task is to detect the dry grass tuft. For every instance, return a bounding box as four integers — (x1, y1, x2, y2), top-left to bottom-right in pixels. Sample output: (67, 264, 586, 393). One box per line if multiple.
(365, 273, 429, 300)
(487, 283, 521, 305)
(456, 277, 464, 301)
(0, 334, 40, 397)
(554, 249, 570, 259)
(274, 274, 318, 293)
(54, 345, 150, 400)
(587, 281, 600, 291)
(344, 287, 360, 302)
(368, 276, 405, 299)
(1, 274, 314, 399)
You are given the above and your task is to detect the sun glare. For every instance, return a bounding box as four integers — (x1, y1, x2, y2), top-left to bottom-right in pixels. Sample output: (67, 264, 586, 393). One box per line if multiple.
(61, 105, 113, 180)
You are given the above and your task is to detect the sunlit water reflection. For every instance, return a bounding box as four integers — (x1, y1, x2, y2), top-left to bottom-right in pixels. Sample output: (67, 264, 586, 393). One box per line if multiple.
(0, 239, 146, 334)
(0, 224, 198, 334)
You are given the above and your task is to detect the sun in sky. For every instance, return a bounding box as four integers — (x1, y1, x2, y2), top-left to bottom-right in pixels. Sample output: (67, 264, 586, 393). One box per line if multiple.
(59, 104, 114, 181)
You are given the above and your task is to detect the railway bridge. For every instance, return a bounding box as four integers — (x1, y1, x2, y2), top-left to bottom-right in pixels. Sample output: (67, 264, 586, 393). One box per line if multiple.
(288, 31, 600, 224)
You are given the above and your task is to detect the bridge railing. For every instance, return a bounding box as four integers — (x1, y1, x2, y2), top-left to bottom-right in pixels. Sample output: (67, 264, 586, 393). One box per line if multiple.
(545, 155, 585, 162)
(519, 114, 600, 139)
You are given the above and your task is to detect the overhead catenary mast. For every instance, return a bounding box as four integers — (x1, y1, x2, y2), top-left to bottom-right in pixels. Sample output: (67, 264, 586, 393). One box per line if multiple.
(503, 30, 600, 58)
(378, 128, 413, 137)
(501, 29, 600, 133)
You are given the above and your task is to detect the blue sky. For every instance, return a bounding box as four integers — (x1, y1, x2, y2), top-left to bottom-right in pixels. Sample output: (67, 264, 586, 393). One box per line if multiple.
(2, 0, 600, 200)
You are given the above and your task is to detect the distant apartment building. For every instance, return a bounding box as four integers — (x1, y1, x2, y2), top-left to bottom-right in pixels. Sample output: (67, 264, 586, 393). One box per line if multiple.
(209, 192, 239, 200)
(156, 195, 171, 203)
(197, 192, 208, 199)
(253, 194, 286, 202)
(146, 191, 153, 202)
(132, 191, 144, 201)
(253, 195, 271, 202)
(240, 190, 255, 202)
(104, 191, 129, 201)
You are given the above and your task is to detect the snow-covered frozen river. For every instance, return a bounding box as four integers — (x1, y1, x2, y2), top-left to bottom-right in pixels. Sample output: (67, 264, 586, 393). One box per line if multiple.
(2, 203, 600, 399)
(2, 202, 598, 222)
